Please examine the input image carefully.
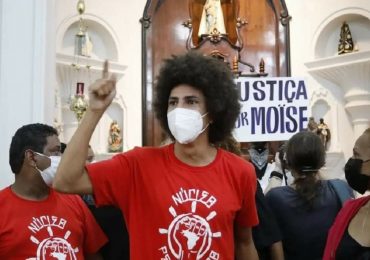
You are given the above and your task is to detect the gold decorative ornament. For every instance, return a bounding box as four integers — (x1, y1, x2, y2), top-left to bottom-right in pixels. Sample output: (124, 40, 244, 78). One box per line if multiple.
(232, 56, 239, 76)
(236, 17, 247, 28)
(70, 82, 88, 122)
(69, 0, 90, 121)
(259, 58, 265, 74)
(77, 0, 85, 15)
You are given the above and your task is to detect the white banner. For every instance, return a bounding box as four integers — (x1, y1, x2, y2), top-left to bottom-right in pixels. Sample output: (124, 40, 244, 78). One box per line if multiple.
(233, 77, 309, 142)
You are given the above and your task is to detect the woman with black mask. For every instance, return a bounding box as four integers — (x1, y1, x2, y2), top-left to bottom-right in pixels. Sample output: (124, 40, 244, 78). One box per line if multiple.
(324, 128, 370, 260)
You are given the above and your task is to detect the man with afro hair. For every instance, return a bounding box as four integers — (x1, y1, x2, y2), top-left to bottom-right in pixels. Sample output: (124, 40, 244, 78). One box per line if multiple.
(54, 52, 259, 259)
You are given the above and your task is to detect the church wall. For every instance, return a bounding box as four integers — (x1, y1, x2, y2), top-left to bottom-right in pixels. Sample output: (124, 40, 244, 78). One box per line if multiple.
(55, 0, 145, 155)
(0, 0, 368, 188)
(0, 0, 56, 188)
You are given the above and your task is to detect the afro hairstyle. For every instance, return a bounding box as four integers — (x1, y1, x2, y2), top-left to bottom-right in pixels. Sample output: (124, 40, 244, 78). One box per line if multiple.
(153, 51, 241, 144)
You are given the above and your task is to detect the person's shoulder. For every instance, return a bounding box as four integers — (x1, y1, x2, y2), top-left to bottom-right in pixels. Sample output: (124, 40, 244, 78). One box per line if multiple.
(0, 186, 9, 194)
(105, 145, 169, 165)
(219, 149, 252, 167)
(323, 178, 348, 186)
(265, 186, 292, 200)
(324, 179, 352, 193)
(0, 186, 11, 201)
(52, 190, 84, 205)
(121, 145, 168, 158)
(218, 149, 256, 179)
(332, 195, 370, 222)
(51, 191, 95, 221)
(0, 186, 13, 199)
(53, 191, 92, 213)
(0, 187, 12, 226)
(344, 195, 370, 208)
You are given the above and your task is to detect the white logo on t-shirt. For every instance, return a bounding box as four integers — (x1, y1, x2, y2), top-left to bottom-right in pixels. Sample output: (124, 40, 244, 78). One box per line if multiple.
(26, 216, 78, 260)
(158, 188, 221, 259)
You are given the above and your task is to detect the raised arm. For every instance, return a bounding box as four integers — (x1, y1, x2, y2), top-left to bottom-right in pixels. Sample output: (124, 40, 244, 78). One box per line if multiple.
(53, 61, 116, 194)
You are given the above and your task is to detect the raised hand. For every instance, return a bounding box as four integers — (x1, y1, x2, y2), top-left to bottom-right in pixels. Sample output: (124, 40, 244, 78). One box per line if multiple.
(88, 60, 117, 113)
(273, 152, 283, 173)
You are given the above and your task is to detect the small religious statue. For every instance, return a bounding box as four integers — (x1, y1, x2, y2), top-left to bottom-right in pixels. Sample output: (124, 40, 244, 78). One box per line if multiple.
(307, 117, 318, 133)
(75, 20, 93, 57)
(74, 0, 93, 57)
(338, 22, 354, 55)
(317, 118, 331, 150)
(198, 0, 226, 37)
(81, 31, 93, 57)
(108, 120, 123, 152)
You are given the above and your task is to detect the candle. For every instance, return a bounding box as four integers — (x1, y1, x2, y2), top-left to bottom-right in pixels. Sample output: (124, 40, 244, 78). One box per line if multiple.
(76, 82, 84, 95)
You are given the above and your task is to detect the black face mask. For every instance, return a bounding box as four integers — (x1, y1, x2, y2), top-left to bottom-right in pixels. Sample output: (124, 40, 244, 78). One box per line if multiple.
(249, 148, 269, 180)
(345, 158, 370, 194)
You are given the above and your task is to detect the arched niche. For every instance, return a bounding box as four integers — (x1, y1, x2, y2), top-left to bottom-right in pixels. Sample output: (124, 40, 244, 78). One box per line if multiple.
(312, 99, 330, 122)
(306, 8, 370, 140)
(309, 87, 339, 152)
(91, 95, 127, 154)
(310, 88, 333, 128)
(312, 9, 370, 59)
(55, 15, 127, 156)
(56, 14, 120, 61)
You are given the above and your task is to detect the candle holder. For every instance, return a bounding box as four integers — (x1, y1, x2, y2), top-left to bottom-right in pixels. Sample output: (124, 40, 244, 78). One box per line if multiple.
(70, 82, 88, 122)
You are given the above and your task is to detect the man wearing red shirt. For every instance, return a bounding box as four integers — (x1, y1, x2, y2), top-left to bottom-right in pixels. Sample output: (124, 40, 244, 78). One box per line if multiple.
(54, 52, 259, 259)
(0, 123, 107, 259)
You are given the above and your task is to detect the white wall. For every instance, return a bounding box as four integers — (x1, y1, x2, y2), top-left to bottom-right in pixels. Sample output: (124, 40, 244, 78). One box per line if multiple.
(0, 0, 146, 188)
(0, 0, 56, 188)
(55, 0, 146, 151)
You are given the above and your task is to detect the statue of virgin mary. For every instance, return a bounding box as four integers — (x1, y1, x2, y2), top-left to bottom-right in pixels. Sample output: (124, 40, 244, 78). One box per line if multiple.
(198, 0, 226, 37)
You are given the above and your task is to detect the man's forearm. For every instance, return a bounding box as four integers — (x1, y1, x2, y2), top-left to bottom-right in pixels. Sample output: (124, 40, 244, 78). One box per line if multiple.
(235, 242, 259, 260)
(270, 241, 284, 260)
(53, 109, 103, 193)
(234, 226, 259, 260)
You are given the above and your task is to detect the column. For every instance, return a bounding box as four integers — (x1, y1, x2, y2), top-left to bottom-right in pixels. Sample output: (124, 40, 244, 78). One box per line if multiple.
(0, 0, 56, 188)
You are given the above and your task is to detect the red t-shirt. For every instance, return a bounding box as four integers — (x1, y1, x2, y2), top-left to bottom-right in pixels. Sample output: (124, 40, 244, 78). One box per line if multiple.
(87, 144, 258, 259)
(0, 187, 107, 259)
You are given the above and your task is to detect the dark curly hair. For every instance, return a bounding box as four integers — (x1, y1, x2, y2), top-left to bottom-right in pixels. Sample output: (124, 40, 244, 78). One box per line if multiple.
(286, 131, 326, 209)
(9, 123, 58, 174)
(153, 51, 240, 144)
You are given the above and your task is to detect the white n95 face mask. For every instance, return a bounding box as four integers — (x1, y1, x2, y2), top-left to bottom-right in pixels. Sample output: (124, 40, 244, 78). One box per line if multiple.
(167, 108, 209, 144)
(34, 152, 62, 186)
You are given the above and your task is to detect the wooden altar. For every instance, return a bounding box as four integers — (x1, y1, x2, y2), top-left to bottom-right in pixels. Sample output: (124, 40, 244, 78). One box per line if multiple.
(141, 0, 291, 147)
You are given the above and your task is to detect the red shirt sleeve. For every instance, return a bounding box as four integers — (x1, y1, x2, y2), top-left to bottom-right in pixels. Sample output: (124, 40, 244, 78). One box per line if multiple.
(74, 195, 108, 254)
(86, 152, 132, 210)
(234, 161, 259, 227)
